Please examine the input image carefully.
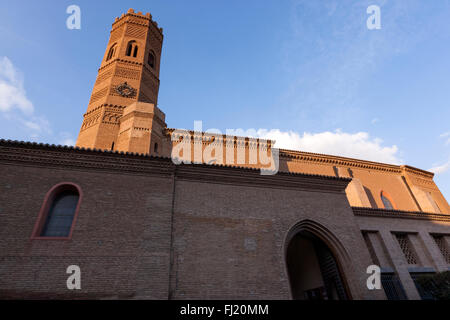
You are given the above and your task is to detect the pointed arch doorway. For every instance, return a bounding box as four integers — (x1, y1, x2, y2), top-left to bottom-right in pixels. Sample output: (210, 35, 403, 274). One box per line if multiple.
(286, 229, 350, 300)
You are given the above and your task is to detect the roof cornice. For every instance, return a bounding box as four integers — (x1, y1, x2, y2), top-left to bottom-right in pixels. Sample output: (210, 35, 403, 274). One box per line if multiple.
(400, 165, 435, 179)
(280, 149, 435, 176)
(0, 140, 350, 193)
(0, 139, 173, 177)
(353, 207, 449, 221)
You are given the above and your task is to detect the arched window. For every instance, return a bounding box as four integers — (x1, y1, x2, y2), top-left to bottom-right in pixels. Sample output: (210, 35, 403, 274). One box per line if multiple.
(32, 183, 82, 239)
(106, 44, 117, 61)
(148, 51, 155, 68)
(154, 142, 158, 154)
(381, 191, 395, 210)
(126, 40, 138, 58)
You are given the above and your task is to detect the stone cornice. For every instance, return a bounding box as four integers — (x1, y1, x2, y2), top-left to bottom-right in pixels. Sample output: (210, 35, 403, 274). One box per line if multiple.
(163, 132, 435, 177)
(401, 165, 435, 179)
(0, 140, 350, 193)
(353, 207, 450, 221)
(281, 149, 415, 175)
(165, 128, 275, 148)
(98, 58, 144, 73)
(84, 104, 126, 117)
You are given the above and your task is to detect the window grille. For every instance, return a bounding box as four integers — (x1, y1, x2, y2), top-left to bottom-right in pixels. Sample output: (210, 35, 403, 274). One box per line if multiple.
(410, 273, 436, 300)
(432, 235, 450, 264)
(314, 241, 348, 300)
(381, 273, 407, 300)
(395, 234, 418, 265)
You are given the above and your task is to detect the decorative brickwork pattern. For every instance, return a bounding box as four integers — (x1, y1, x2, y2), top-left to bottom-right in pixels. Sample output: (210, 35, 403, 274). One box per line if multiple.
(109, 25, 125, 44)
(89, 87, 109, 105)
(95, 69, 113, 86)
(81, 113, 101, 131)
(125, 25, 147, 39)
(115, 67, 141, 80)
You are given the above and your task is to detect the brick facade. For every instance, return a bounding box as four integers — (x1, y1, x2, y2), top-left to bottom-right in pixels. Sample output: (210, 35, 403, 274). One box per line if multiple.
(1, 9, 449, 300)
(1, 141, 449, 299)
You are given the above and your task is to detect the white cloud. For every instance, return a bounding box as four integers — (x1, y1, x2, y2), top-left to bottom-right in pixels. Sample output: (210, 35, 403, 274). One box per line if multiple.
(256, 129, 402, 164)
(61, 138, 75, 146)
(59, 132, 75, 146)
(429, 160, 450, 175)
(0, 56, 56, 141)
(21, 116, 51, 134)
(440, 132, 450, 145)
(0, 57, 33, 115)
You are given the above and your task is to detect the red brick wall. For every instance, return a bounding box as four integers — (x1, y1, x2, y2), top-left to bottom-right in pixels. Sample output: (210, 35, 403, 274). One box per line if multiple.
(0, 162, 174, 299)
(0, 142, 384, 300)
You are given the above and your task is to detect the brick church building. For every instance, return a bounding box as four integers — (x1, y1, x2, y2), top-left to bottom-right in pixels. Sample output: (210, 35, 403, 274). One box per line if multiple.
(0, 9, 449, 300)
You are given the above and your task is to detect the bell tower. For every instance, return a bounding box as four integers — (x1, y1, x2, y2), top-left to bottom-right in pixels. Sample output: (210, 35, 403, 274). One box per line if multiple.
(76, 9, 166, 153)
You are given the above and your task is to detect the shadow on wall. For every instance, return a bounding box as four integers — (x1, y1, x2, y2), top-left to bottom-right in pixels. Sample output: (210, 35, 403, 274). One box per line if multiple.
(364, 186, 379, 209)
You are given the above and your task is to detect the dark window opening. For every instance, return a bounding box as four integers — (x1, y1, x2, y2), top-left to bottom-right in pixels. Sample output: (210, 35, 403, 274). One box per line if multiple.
(126, 41, 138, 57)
(111, 142, 115, 151)
(41, 189, 79, 237)
(106, 44, 116, 61)
(154, 142, 158, 154)
(148, 52, 155, 68)
(381, 273, 407, 300)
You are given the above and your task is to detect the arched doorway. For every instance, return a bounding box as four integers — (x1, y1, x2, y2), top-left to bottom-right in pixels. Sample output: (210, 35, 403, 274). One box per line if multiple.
(286, 230, 349, 300)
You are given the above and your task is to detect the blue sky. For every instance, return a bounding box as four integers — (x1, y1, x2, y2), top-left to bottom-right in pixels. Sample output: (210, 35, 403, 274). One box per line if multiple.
(0, 0, 449, 200)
